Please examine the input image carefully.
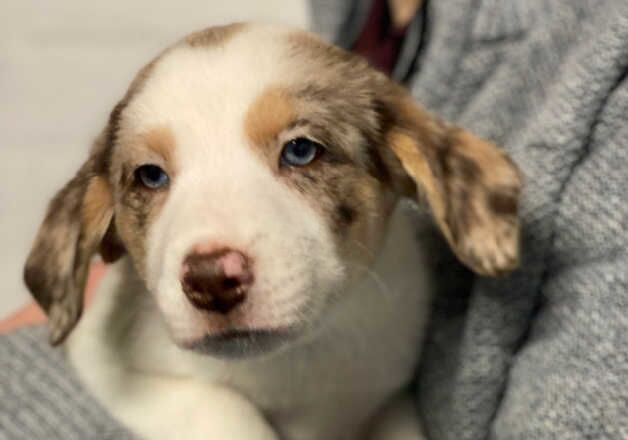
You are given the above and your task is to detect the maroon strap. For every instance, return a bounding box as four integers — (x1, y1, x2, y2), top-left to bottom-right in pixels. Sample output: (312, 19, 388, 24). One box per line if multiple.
(352, 0, 410, 75)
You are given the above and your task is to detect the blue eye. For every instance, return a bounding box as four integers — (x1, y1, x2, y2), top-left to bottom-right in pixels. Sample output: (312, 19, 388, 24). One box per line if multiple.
(280, 138, 323, 167)
(135, 165, 169, 189)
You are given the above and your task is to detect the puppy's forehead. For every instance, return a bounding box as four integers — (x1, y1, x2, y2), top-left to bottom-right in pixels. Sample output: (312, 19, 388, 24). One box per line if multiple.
(123, 25, 308, 144)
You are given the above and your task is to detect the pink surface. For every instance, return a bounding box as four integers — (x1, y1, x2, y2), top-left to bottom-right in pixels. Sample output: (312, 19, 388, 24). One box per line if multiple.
(0, 262, 107, 333)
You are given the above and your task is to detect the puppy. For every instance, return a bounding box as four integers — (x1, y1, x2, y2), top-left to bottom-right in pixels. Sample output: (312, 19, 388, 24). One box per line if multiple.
(23, 23, 521, 440)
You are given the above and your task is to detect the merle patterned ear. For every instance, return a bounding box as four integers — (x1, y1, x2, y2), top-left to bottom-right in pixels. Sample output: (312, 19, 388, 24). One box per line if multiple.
(23, 131, 119, 345)
(381, 90, 522, 276)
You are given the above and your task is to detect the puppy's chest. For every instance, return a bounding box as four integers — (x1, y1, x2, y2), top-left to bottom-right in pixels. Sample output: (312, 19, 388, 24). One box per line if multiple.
(208, 324, 418, 438)
(225, 335, 397, 404)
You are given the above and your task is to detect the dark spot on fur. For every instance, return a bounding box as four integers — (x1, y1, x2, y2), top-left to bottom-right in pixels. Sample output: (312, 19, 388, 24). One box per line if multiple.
(23, 265, 53, 311)
(366, 145, 392, 184)
(453, 154, 481, 181)
(488, 190, 518, 215)
(135, 204, 149, 229)
(121, 188, 154, 229)
(432, 133, 454, 183)
(99, 222, 126, 263)
(336, 203, 356, 226)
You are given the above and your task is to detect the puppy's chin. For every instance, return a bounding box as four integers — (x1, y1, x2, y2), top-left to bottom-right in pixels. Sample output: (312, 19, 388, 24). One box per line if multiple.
(178, 328, 301, 359)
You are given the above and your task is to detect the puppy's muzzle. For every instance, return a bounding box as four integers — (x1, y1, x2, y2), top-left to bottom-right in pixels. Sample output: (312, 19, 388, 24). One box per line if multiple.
(181, 247, 253, 314)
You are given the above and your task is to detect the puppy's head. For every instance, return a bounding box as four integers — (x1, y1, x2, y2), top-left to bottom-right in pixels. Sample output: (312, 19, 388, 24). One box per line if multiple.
(24, 24, 521, 354)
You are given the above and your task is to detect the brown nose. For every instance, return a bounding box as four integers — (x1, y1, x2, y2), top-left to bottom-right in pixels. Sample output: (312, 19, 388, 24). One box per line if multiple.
(181, 248, 253, 314)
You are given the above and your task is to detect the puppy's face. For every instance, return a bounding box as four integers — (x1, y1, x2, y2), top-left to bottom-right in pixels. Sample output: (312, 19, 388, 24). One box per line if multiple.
(24, 24, 522, 356)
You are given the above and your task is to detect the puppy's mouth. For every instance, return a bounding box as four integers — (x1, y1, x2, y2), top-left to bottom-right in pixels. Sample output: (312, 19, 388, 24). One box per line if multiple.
(181, 328, 297, 359)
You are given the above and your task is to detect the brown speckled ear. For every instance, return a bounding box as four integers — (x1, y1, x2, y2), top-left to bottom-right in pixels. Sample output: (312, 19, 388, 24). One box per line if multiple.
(379, 85, 522, 276)
(23, 129, 122, 345)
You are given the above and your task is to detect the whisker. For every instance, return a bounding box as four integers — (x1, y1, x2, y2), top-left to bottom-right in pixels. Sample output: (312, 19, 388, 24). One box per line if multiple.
(348, 237, 376, 261)
(346, 261, 392, 299)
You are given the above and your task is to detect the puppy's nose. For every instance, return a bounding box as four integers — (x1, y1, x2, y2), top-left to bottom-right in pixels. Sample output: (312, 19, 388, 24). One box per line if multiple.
(181, 248, 253, 314)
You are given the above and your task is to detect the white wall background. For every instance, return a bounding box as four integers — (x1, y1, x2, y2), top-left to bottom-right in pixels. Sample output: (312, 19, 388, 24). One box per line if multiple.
(0, 1, 309, 316)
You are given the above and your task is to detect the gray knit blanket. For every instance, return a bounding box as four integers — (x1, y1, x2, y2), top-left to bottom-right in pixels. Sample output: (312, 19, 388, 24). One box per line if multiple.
(2, 1, 627, 439)
(0, 326, 133, 439)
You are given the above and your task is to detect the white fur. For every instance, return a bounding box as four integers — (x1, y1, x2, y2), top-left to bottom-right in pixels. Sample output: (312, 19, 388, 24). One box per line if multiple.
(66, 25, 433, 439)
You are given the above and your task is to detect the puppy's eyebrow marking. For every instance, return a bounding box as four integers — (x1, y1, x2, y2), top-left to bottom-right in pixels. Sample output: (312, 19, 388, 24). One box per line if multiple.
(245, 87, 296, 149)
(142, 126, 176, 166)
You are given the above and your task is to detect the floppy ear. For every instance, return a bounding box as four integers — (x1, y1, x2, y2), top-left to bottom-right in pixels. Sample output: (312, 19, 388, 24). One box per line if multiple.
(23, 129, 124, 345)
(379, 86, 522, 276)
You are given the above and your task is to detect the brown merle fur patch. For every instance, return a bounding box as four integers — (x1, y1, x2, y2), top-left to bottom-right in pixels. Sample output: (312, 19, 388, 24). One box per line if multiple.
(285, 32, 382, 157)
(383, 102, 522, 275)
(185, 23, 246, 48)
(114, 182, 169, 280)
(285, 159, 394, 265)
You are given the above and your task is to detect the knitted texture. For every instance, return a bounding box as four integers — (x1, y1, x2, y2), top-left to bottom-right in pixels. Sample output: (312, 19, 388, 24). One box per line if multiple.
(310, 0, 628, 438)
(0, 326, 134, 439)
